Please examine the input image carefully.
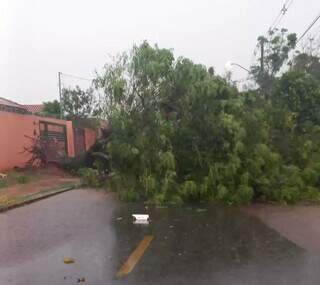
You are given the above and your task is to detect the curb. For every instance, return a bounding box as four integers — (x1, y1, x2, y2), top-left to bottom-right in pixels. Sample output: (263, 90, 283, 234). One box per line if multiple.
(0, 184, 81, 213)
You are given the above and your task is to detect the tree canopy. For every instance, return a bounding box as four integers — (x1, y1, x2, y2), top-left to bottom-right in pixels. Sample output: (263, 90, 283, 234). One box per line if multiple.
(41, 86, 98, 120)
(85, 38, 320, 205)
(61, 86, 97, 119)
(250, 29, 297, 94)
(41, 100, 61, 118)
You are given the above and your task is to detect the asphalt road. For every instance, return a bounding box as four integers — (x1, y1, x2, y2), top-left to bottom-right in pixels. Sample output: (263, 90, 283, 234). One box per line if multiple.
(1, 189, 320, 285)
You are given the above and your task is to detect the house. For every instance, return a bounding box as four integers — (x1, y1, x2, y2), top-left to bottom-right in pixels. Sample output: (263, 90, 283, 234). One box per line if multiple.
(0, 97, 97, 172)
(0, 98, 44, 114)
(0, 97, 29, 114)
(0, 98, 45, 115)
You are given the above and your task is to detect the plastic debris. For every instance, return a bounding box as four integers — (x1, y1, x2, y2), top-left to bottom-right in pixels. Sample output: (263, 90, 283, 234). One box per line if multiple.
(133, 219, 149, 225)
(132, 214, 149, 221)
(63, 258, 75, 264)
(116, 217, 123, 221)
(0, 173, 7, 179)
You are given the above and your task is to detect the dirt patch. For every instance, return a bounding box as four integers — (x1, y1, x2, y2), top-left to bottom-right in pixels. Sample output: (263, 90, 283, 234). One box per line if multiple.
(0, 166, 80, 200)
(242, 204, 320, 254)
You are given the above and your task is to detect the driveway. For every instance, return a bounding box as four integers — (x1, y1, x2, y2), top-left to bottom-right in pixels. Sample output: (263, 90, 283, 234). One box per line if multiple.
(1, 189, 320, 285)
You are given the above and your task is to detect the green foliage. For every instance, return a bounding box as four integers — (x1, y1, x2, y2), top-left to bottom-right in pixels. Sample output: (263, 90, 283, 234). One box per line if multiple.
(251, 29, 297, 94)
(41, 100, 61, 118)
(120, 190, 140, 202)
(291, 53, 320, 83)
(61, 155, 87, 175)
(0, 180, 7, 188)
(273, 71, 320, 127)
(16, 175, 29, 184)
(41, 86, 99, 119)
(62, 86, 98, 119)
(92, 41, 320, 205)
(179, 180, 198, 202)
(78, 168, 101, 188)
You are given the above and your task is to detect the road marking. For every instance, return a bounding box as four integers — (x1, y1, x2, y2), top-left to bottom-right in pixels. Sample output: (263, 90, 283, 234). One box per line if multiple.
(116, 235, 154, 278)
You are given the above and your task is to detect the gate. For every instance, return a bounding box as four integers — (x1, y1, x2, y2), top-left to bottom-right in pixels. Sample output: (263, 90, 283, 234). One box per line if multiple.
(73, 127, 86, 156)
(39, 121, 67, 162)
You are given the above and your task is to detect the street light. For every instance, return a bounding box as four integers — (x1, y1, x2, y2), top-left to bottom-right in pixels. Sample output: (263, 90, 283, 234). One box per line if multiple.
(225, 61, 250, 73)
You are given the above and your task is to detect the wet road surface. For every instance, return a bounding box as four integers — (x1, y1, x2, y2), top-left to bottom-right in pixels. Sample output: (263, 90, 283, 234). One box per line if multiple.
(1, 189, 320, 285)
(244, 204, 320, 255)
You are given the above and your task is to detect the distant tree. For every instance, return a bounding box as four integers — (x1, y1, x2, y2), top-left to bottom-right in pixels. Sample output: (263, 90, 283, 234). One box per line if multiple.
(290, 53, 320, 82)
(61, 86, 97, 119)
(250, 28, 297, 95)
(208, 66, 215, 76)
(273, 70, 320, 127)
(41, 100, 61, 118)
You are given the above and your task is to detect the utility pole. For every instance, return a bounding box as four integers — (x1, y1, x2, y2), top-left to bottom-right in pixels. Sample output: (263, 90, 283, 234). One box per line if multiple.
(260, 38, 265, 73)
(309, 37, 314, 56)
(257, 36, 267, 93)
(58, 72, 63, 119)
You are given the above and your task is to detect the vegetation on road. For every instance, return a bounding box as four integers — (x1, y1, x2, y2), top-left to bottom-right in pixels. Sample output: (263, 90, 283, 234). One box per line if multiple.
(63, 29, 320, 204)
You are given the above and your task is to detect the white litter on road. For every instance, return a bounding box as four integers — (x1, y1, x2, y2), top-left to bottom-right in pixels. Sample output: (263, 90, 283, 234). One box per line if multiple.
(132, 214, 149, 221)
(133, 219, 150, 225)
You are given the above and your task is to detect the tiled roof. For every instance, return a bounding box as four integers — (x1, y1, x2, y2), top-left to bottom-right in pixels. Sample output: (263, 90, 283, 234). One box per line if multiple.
(0, 98, 45, 114)
(23, 104, 44, 113)
(0, 97, 25, 109)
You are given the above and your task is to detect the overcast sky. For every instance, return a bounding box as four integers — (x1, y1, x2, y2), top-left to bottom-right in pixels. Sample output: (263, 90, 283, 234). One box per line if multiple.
(1, 0, 320, 104)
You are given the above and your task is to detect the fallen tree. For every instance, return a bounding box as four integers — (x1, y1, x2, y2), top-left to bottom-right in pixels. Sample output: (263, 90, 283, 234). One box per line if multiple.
(90, 41, 320, 204)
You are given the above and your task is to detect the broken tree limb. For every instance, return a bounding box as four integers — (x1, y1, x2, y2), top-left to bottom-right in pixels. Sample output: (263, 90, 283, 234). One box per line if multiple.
(91, 152, 109, 161)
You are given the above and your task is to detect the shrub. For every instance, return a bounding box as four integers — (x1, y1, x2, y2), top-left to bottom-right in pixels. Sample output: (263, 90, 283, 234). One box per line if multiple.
(61, 155, 87, 175)
(278, 186, 301, 203)
(152, 193, 166, 205)
(0, 180, 7, 188)
(233, 185, 254, 205)
(179, 180, 198, 202)
(78, 168, 101, 188)
(119, 190, 139, 202)
(16, 175, 29, 184)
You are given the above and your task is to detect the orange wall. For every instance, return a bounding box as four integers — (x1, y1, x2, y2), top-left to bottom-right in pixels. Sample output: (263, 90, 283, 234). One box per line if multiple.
(66, 121, 75, 157)
(0, 111, 74, 172)
(84, 128, 97, 151)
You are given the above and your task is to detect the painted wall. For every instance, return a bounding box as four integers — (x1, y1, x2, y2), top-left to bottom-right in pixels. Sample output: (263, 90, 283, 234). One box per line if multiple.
(66, 121, 75, 157)
(0, 111, 75, 172)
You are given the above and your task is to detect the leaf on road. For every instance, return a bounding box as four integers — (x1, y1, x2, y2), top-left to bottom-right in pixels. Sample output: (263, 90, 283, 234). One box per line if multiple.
(63, 258, 75, 264)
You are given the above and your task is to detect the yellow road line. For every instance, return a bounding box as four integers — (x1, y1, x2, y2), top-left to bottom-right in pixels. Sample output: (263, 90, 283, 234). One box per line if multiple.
(116, 235, 154, 278)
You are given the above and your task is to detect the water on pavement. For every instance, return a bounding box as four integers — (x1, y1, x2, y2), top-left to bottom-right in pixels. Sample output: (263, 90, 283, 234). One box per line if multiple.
(0, 189, 320, 285)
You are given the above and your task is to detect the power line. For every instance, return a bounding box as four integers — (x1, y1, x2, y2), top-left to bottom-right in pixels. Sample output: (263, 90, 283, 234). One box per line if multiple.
(269, 9, 284, 32)
(249, 0, 294, 72)
(60, 72, 93, 82)
(297, 12, 320, 44)
(268, 0, 294, 32)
